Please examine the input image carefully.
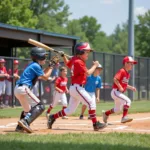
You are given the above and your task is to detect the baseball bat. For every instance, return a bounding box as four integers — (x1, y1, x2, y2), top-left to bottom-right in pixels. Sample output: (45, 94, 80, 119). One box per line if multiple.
(28, 38, 71, 58)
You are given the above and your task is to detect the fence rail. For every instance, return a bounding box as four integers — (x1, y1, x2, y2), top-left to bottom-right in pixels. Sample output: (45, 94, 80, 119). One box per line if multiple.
(0, 49, 150, 108)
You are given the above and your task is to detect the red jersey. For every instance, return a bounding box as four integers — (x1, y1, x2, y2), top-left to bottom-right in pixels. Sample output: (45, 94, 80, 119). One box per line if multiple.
(55, 76, 68, 92)
(66, 56, 78, 69)
(71, 58, 87, 85)
(112, 68, 130, 92)
(0, 66, 7, 81)
(7, 69, 18, 82)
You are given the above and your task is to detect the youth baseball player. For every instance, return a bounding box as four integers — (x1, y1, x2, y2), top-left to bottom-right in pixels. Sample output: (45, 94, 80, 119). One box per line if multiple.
(14, 47, 58, 133)
(5, 60, 20, 106)
(103, 56, 137, 124)
(46, 66, 69, 119)
(47, 42, 106, 131)
(79, 64, 103, 119)
(0, 58, 9, 108)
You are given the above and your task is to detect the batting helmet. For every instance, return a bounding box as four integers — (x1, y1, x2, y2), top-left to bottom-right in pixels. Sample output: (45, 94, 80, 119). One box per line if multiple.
(30, 47, 47, 61)
(14, 60, 19, 64)
(0, 58, 6, 63)
(75, 42, 93, 55)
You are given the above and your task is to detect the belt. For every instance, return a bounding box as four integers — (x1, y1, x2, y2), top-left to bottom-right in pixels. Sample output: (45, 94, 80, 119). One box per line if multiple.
(72, 84, 85, 87)
(18, 84, 31, 89)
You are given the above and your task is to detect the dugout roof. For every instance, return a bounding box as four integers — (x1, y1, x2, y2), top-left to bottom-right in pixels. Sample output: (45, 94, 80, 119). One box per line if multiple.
(0, 23, 79, 56)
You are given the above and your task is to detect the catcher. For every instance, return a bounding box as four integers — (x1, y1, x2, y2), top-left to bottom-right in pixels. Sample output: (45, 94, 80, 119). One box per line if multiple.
(14, 47, 59, 133)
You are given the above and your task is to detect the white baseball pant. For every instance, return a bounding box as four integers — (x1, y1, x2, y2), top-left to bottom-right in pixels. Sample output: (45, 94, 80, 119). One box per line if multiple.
(111, 89, 131, 113)
(51, 91, 67, 107)
(64, 84, 96, 115)
(14, 85, 40, 112)
(5, 80, 12, 96)
(0, 80, 6, 95)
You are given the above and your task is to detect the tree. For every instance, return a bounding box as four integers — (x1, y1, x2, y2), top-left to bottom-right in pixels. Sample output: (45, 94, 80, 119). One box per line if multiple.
(109, 23, 128, 54)
(92, 32, 112, 53)
(30, 0, 71, 33)
(0, 0, 37, 28)
(135, 10, 150, 57)
(66, 19, 88, 42)
(79, 16, 101, 44)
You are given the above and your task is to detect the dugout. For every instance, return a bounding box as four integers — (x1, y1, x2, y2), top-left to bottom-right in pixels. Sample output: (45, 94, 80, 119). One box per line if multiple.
(0, 23, 79, 107)
(0, 23, 79, 56)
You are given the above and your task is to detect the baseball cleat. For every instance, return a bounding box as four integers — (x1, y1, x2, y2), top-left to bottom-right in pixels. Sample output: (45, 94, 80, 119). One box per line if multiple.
(93, 121, 107, 131)
(18, 119, 33, 133)
(79, 115, 84, 120)
(15, 124, 24, 132)
(62, 116, 68, 119)
(102, 112, 109, 123)
(47, 115, 56, 129)
(121, 116, 133, 123)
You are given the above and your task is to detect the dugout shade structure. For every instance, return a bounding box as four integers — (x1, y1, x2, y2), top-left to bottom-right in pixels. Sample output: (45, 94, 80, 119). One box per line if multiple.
(0, 23, 79, 57)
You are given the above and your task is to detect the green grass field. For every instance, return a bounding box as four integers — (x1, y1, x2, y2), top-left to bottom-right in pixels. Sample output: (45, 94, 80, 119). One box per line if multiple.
(0, 100, 150, 150)
(0, 100, 150, 118)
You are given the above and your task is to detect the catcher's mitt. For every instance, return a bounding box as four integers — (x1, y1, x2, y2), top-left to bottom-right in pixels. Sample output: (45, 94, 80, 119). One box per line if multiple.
(49, 55, 60, 67)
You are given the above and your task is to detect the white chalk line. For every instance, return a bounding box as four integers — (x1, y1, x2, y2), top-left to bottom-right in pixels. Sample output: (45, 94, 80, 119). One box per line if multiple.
(110, 117, 150, 123)
(0, 123, 17, 128)
(0, 117, 150, 132)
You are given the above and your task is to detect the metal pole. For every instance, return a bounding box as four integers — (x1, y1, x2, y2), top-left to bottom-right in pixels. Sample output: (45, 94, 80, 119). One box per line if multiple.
(128, 0, 135, 100)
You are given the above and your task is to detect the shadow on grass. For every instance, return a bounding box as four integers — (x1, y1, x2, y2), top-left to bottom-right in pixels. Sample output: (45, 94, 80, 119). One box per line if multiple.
(0, 138, 149, 150)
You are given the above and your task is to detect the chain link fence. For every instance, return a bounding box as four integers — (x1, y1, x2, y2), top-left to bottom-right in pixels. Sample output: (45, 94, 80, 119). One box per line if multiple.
(0, 50, 150, 108)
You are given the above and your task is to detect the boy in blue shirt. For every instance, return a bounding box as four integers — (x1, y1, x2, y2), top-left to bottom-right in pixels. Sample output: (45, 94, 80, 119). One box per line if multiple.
(79, 64, 103, 119)
(14, 47, 55, 133)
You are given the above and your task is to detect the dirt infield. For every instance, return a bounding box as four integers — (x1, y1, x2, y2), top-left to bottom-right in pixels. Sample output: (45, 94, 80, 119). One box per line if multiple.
(0, 112, 150, 135)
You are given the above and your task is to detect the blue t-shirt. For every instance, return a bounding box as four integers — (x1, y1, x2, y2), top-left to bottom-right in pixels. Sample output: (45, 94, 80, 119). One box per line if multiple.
(85, 75, 102, 93)
(16, 62, 44, 87)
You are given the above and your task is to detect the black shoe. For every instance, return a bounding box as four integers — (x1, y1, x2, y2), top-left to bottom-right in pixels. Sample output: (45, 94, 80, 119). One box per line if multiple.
(47, 115, 56, 129)
(18, 119, 33, 133)
(79, 115, 84, 119)
(93, 121, 107, 131)
(15, 124, 24, 132)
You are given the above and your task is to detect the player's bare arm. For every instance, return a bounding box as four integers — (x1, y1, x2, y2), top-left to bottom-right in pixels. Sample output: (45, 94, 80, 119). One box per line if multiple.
(87, 61, 99, 75)
(96, 88, 100, 103)
(113, 77, 124, 92)
(127, 85, 136, 92)
(39, 67, 53, 81)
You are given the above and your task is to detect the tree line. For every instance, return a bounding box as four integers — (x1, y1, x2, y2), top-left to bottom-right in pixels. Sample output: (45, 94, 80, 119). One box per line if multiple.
(0, 0, 150, 57)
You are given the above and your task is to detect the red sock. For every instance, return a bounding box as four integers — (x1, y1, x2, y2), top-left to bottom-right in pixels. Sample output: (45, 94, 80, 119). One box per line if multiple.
(53, 109, 66, 119)
(122, 105, 129, 118)
(62, 106, 67, 110)
(88, 110, 97, 124)
(47, 105, 53, 113)
(105, 108, 114, 116)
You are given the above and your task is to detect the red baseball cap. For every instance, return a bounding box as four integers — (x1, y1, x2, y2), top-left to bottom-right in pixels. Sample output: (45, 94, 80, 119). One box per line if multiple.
(123, 56, 137, 64)
(14, 60, 19, 64)
(0, 58, 6, 63)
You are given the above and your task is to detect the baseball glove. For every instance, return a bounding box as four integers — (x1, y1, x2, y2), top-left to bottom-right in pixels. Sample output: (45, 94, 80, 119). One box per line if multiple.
(49, 55, 60, 67)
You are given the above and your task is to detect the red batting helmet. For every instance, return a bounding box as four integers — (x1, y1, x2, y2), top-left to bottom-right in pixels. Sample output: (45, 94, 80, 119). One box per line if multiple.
(123, 56, 137, 65)
(0, 58, 6, 63)
(75, 42, 93, 55)
(14, 60, 19, 64)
